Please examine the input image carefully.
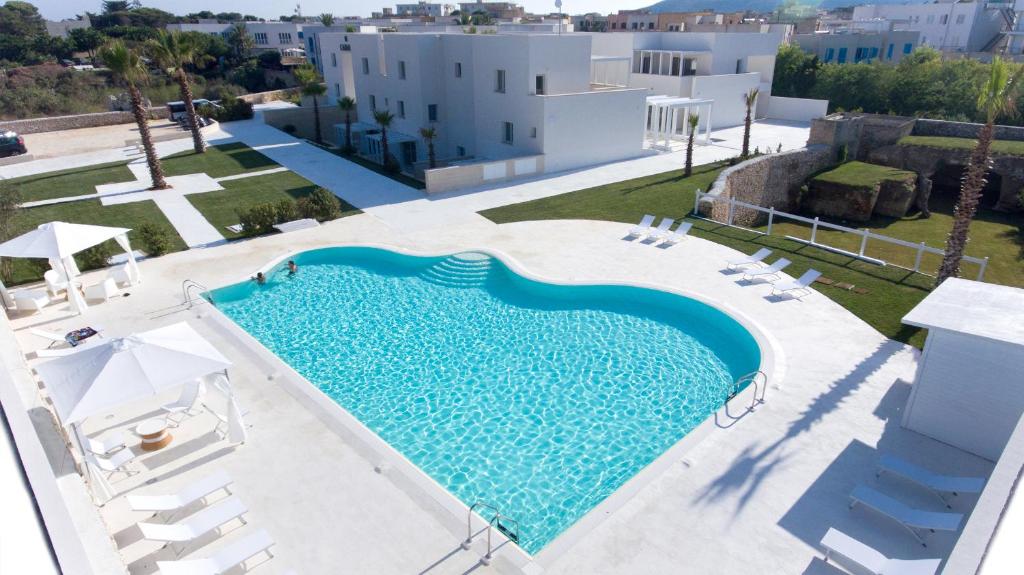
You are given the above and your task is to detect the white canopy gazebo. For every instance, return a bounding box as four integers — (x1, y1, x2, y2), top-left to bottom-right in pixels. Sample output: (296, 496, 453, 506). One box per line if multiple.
(645, 95, 714, 150)
(34, 322, 245, 502)
(0, 221, 141, 314)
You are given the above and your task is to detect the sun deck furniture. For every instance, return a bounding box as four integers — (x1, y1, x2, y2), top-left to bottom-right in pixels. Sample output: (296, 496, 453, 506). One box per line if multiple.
(90, 447, 138, 480)
(877, 454, 987, 508)
(44, 269, 69, 297)
(770, 269, 822, 299)
(138, 495, 248, 544)
(626, 214, 656, 238)
(225, 224, 244, 234)
(162, 380, 206, 426)
(34, 336, 106, 358)
(662, 222, 693, 245)
(849, 485, 963, 546)
(273, 218, 320, 233)
(14, 289, 50, 314)
(821, 528, 941, 575)
(127, 470, 233, 513)
(111, 264, 133, 287)
(31, 325, 104, 348)
(647, 218, 675, 242)
(84, 432, 127, 456)
(84, 277, 119, 302)
(726, 248, 772, 271)
(155, 528, 275, 575)
(742, 258, 791, 282)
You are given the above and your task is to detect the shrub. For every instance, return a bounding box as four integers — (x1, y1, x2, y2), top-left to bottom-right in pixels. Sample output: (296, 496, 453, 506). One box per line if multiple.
(275, 198, 298, 222)
(200, 96, 254, 123)
(296, 187, 342, 221)
(236, 199, 300, 236)
(282, 124, 297, 134)
(137, 223, 172, 257)
(76, 242, 113, 271)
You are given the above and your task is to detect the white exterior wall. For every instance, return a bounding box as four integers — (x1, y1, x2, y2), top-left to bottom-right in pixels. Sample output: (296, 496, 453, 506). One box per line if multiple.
(540, 90, 646, 172)
(690, 73, 761, 128)
(852, 3, 1003, 52)
(903, 329, 1024, 461)
(320, 32, 357, 105)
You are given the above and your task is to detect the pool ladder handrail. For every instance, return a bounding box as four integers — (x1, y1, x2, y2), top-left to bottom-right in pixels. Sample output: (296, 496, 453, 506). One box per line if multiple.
(182, 279, 211, 308)
(462, 501, 520, 566)
(726, 370, 768, 412)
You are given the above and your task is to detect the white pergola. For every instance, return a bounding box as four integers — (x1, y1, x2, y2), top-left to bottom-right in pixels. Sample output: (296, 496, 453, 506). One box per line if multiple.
(645, 95, 714, 150)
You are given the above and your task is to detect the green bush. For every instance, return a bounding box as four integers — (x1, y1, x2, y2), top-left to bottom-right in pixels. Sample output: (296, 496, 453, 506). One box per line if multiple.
(237, 199, 301, 236)
(137, 223, 172, 257)
(200, 96, 254, 123)
(275, 198, 298, 222)
(76, 242, 113, 271)
(296, 187, 342, 221)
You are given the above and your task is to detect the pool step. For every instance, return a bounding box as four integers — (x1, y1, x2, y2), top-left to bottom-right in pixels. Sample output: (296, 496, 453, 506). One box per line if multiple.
(420, 253, 493, 288)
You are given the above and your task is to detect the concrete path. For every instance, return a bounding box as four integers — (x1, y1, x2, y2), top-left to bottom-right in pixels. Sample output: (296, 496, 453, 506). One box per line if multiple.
(150, 192, 225, 248)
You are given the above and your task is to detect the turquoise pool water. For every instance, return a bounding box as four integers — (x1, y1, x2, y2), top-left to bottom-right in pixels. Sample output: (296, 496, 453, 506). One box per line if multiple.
(211, 247, 761, 554)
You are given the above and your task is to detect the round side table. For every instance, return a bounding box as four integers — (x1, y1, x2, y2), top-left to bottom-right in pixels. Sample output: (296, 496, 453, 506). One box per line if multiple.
(136, 418, 173, 452)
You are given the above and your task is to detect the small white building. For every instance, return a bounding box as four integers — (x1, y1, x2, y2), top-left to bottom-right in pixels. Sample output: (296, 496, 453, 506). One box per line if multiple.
(901, 278, 1024, 461)
(166, 21, 304, 55)
(45, 15, 91, 39)
(852, 1, 1006, 54)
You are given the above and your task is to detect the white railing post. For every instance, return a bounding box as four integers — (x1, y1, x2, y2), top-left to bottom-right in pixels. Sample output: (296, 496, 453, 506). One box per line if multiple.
(810, 217, 819, 244)
(913, 242, 926, 273)
(726, 197, 735, 226)
(858, 229, 869, 257)
(693, 189, 701, 215)
(977, 257, 989, 281)
(766, 206, 775, 236)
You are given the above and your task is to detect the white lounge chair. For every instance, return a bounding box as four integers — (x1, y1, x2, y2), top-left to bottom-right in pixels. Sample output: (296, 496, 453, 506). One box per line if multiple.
(742, 258, 791, 282)
(770, 269, 822, 299)
(821, 528, 941, 575)
(127, 470, 234, 513)
(14, 289, 50, 314)
(155, 529, 275, 575)
(661, 222, 693, 245)
(111, 264, 133, 287)
(89, 448, 138, 479)
(849, 485, 963, 546)
(84, 432, 127, 456)
(43, 269, 69, 297)
(878, 454, 986, 508)
(647, 218, 675, 242)
(726, 247, 772, 271)
(625, 214, 656, 238)
(34, 336, 105, 358)
(31, 325, 105, 348)
(162, 380, 206, 426)
(138, 496, 248, 545)
(84, 277, 119, 302)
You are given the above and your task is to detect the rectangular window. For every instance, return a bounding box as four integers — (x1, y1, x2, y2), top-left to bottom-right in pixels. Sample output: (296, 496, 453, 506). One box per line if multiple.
(399, 60, 406, 79)
(631, 22, 638, 30)
(869, 47, 878, 59)
(683, 57, 695, 76)
(535, 75, 545, 95)
(398, 100, 405, 118)
(904, 43, 913, 54)
(735, 58, 744, 74)
(331, 53, 337, 67)
(887, 43, 894, 60)
(956, 14, 965, 24)
(824, 47, 834, 62)
(940, 14, 948, 25)
(530, 127, 537, 138)
(278, 32, 292, 44)
(369, 95, 376, 110)
(253, 32, 268, 45)
(428, 104, 438, 122)
(495, 69, 506, 93)
(362, 57, 369, 74)
(455, 62, 462, 77)
(334, 83, 340, 96)
(837, 47, 847, 63)
(502, 121, 514, 144)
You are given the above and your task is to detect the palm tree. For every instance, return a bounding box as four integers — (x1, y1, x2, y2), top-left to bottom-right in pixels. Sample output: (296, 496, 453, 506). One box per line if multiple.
(741, 88, 759, 158)
(294, 64, 327, 144)
(936, 56, 1024, 284)
(419, 126, 437, 169)
(683, 112, 700, 177)
(373, 109, 395, 168)
(319, 13, 335, 27)
(226, 23, 252, 64)
(98, 40, 167, 189)
(147, 31, 210, 154)
(338, 96, 356, 154)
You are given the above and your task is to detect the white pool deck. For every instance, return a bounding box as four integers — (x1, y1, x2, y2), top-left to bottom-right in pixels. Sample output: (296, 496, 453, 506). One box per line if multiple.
(4, 214, 994, 574)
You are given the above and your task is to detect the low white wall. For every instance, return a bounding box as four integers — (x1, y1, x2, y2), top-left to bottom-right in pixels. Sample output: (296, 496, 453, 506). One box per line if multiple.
(424, 154, 546, 194)
(765, 95, 830, 123)
(690, 73, 762, 129)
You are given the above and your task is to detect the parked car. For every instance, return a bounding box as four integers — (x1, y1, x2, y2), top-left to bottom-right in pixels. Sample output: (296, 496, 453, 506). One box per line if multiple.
(166, 99, 222, 121)
(0, 131, 27, 158)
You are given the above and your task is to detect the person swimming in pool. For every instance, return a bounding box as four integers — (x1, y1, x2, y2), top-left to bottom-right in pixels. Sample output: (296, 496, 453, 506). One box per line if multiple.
(252, 272, 266, 285)
(285, 260, 298, 276)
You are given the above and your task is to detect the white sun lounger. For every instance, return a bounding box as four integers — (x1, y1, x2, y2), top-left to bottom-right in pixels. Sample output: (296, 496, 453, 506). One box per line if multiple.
(31, 325, 105, 348)
(138, 496, 247, 543)
(128, 470, 233, 513)
(821, 528, 941, 575)
(647, 218, 675, 242)
(84, 432, 127, 456)
(742, 258, 791, 282)
(726, 247, 772, 271)
(89, 448, 138, 480)
(163, 380, 206, 426)
(770, 269, 822, 299)
(626, 214, 656, 238)
(661, 222, 693, 245)
(155, 529, 275, 575)
(878, 454, 986, 508)
(849, 485, 963, 546)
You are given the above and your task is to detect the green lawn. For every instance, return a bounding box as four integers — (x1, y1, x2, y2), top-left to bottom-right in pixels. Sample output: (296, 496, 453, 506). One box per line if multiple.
(187, 171, 361, 239)
(479, 163, 948, 348)
(7, 199, 187, 285)
(898, 135, 1024, 157)
(6, 161, 134, 202)
(812, 161, 915, 188)
(162, 142, 279, 178)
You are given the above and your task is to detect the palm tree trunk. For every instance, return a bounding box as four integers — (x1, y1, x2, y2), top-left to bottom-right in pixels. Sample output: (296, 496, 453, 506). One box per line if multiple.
(936, 121, 994, 284)
(742, 106, 752, 157)
(177, 70, 206, 154)
(381, 128, 389, 166)
(344, 111, 352, 152)
(428, 139, 436, 169)
(313, 96, 322, 144)
(685, 129, 695, 177)
(129, 84, 167, 190)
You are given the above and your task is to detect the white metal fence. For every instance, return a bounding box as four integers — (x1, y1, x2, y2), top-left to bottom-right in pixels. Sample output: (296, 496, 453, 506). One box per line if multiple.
(694, 191, 989, 281)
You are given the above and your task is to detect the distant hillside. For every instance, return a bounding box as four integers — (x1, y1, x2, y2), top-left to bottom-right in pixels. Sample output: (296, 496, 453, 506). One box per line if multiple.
(644, 0, 920, 14)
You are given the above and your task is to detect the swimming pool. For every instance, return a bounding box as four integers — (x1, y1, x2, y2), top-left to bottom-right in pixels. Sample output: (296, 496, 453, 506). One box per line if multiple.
(210, 247, 761, 554)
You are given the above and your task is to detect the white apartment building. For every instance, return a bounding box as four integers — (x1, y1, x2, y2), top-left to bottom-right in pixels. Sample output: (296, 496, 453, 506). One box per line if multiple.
(396, 3, 453, 17)
(319, 32, 647, 175)
(852, 1, 1007, 53)
(166, 21, 304, 55)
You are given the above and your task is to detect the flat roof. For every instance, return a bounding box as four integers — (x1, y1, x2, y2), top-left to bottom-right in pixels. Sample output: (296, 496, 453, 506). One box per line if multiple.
(902, 278, 1024, 346)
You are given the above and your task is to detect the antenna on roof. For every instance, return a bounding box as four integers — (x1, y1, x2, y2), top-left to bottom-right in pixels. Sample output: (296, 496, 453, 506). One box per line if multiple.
(555, 0, 563, 35)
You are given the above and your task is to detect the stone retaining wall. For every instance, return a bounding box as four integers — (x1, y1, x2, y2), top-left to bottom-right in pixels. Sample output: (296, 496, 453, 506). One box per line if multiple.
(0, 108, 170, 135)
(914, 118, 1024, 142)
(237, 87, 301, 105)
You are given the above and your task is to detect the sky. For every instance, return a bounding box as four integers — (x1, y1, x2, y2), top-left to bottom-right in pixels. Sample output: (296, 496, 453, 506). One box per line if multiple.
(30, 0, 650, 21)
